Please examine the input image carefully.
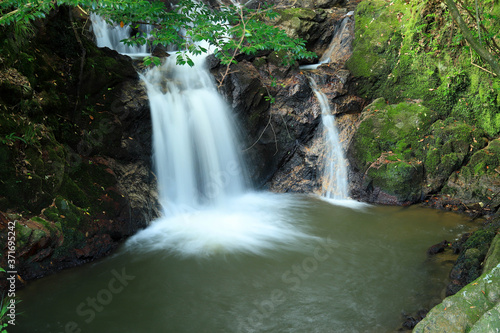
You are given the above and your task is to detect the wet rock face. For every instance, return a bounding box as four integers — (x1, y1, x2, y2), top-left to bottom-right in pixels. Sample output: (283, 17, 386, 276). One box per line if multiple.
(211, 55, 360, 193)
(211, 56, 319, 188)
(0, 9, 159, 282)
(210, 1, 360, 193)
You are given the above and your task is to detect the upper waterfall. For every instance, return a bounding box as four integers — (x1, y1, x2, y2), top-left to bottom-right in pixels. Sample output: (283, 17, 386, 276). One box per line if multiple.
(90, 13, 152, 57)
(142, 55, 247, 214)
(91, 14, 247, 214)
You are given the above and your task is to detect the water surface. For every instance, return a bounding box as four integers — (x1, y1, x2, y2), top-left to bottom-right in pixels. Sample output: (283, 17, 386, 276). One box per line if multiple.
(13, 195, 472, 333)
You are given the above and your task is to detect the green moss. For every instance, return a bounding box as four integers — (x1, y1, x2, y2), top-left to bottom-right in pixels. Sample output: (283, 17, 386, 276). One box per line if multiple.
(465, 229, 497, 255)
(348, 0, 500, 131)
(59, 174, 91, 208)
(280, 8, 317, 21)
(30, 229, 47, 245)
(43, 206, 60, 222)
(15, 223, 32, 250)
(52, 227, 85, 259)
(367, 160, 424, 201)
(252, 57, 267, 68)
(41, 196, 88, 259)
(346, 0, 406, 79)
(350, 99, 436, 171)
(31, 216, 61, 235)
(467, 139, 500, 177)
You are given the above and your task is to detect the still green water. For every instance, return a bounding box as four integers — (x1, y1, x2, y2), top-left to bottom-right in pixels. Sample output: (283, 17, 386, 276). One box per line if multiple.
(12, 194, 472, 333)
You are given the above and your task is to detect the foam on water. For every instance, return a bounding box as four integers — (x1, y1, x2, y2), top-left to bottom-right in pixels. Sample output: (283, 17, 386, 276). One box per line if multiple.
(126, 193, 316, 257)
(90, 15, 335, 258)
(318, 196, 372, 210)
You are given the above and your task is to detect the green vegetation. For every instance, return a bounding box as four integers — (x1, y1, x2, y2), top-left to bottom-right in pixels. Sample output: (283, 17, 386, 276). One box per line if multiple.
(347, 0, 500, 137)
(0, 0, 316, 67)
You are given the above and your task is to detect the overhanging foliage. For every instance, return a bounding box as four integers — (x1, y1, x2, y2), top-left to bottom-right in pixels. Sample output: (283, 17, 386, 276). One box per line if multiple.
(0, 0, 317, 66)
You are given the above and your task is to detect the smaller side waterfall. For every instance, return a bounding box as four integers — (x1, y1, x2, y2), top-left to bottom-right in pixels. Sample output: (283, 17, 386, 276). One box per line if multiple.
(309, 78, 349, 199)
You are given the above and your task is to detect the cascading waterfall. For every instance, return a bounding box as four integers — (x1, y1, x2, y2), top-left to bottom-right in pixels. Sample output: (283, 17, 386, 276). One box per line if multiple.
(90, 15, 314, 257)
(300, 13, 353, 200)
(309, 78, 349, 199)
(90, 13, 153, 57)
(142, 54, 247, 214)
(299, 11, 354, 71)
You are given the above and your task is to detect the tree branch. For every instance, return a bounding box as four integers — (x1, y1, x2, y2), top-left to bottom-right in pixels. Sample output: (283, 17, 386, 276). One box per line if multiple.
(445, 0, 500, 76)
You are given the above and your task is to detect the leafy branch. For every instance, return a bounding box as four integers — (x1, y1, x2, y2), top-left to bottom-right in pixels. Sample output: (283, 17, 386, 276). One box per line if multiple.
(1, 0, 316, 68)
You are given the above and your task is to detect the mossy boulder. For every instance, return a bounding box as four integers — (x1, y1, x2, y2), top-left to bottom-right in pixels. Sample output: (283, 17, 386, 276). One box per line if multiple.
(444, 139, 500, 210)
(447, 228, 497, 296)
(276, 8, 320, 41)
(346, 0, 406, 80)
(347, 98, 436, 204)
(423, 120, 487, 194)
(365, 159, 424, 203)
(414, 245, 500, 332)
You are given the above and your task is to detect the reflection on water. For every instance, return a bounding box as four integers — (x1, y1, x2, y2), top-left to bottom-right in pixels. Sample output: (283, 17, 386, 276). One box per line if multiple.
(13, 195, 473, 333)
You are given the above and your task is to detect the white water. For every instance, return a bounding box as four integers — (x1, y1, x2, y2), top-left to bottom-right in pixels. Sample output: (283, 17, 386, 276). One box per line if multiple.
(309, 78, 349, 199)
(141, 54, 247, 213)
(90, 13, 152, 57)
(90, 15, 317, 257)
(299, 12, 354, 70)
(299, 12, 352, 200)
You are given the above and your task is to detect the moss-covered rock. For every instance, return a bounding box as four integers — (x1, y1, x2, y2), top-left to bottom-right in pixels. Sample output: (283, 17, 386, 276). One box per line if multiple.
(447, 228, 497, 296)
(347, 98, 436, 203)
(0, 6, 157, 281)
(276, 8, 321, 41)
(423, 120, 487, 194)
(414, 248, 500, 332)
(444, 139, 500, 210)
(349, 98, 437, 170)
(346, 0, 406, 80)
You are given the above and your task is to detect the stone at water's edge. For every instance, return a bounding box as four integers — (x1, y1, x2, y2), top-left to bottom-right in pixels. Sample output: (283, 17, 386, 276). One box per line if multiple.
(347, 98, 437, 204)
(414, 234, 500, 333)
(345, 97, 495, 206)
(443, 139, 500, 210)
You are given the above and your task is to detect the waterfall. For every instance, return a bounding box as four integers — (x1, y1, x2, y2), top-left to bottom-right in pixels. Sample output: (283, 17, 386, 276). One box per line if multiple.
(142, 55, 247, 215)
(90, 14, 314, 257)
(299, 11, 354, 70)
(90, 13, 152, 57)
(300, 12, 353, 199)
(309, 78, 349, 199)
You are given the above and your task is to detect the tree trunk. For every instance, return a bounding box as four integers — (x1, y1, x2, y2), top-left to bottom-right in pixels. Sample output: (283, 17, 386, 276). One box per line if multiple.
(444, 0, 500, 76)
